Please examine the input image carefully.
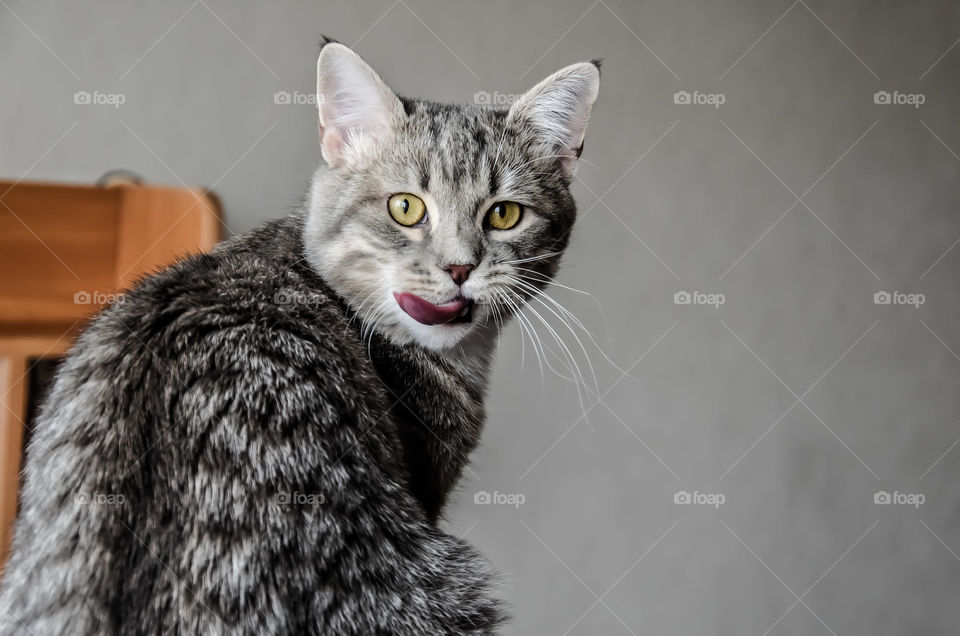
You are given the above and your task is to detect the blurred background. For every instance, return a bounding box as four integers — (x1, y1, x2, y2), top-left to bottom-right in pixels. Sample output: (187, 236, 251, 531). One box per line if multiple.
(3, 1, 960, 633)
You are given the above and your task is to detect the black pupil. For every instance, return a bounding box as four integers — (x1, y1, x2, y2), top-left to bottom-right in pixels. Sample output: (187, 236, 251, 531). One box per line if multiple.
(496, 205, 505, 217)
(401, 199, 409, 213)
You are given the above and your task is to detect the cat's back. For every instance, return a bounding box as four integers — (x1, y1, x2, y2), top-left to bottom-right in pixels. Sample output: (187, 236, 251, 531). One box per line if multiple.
(82, 213, 377, 410)
(111, 212, 355, 358)
(45, 213, 385, 472)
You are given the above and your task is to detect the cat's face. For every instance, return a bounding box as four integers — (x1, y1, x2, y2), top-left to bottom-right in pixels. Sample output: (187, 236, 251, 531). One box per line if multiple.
(304, 43, 599, 350)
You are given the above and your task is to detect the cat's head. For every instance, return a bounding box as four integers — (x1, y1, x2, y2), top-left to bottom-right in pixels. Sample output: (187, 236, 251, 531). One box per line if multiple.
(304, 42, 599, 351)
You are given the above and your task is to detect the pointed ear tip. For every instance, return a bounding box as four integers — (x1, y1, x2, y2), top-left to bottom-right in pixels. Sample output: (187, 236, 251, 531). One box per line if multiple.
(574, 61, 601, 100)
(577, 60, 601, 82)
(317, 41, 356, 67)
(318, 35, 339, 51)
(562, 61, 601, 93)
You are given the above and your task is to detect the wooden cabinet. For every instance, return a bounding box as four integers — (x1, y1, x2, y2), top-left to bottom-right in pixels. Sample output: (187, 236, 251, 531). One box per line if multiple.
(0, 180, 221, 570)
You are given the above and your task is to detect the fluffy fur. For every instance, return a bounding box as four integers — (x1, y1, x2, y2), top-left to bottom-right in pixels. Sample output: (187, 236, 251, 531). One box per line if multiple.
(0, 41, 599, 634)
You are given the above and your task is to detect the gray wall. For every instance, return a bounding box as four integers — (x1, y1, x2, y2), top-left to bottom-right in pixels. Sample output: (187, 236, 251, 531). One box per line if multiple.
(4, 1, 960, 633)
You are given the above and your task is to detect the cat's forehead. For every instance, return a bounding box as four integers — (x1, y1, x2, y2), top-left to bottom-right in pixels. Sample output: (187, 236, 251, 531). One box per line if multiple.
(384, 99, 521, 203)
(401, 99, 507, 136)
(397, 99, 519, 166)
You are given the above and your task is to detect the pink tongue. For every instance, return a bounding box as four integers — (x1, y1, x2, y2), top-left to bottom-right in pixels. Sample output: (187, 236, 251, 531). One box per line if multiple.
(394, 292, 468, 326)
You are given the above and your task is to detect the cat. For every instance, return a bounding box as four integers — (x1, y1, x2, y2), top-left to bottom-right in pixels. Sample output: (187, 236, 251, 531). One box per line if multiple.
(0, 40, 599, 635)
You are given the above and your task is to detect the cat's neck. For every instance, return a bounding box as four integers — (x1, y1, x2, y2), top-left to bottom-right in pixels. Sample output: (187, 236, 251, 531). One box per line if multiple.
(366, 321, 501, 522)
(436, 319, 501, 387)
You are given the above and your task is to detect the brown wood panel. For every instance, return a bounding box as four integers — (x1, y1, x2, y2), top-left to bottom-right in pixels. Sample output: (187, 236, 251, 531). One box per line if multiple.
(0, 354, 28, 571)
(0, 182, 120, 324)
(114, 185, 220, 288)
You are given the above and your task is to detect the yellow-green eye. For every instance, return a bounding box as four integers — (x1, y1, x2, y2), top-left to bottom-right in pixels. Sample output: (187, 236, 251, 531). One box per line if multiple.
(486, 201, 523, 230)
(388, 193, 426, 227)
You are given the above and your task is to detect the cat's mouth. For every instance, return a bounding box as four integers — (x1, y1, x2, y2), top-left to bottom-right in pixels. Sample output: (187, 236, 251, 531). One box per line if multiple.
(393, 292, 474, 326)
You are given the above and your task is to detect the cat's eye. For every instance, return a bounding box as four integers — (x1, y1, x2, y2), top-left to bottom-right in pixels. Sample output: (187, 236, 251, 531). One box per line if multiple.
(388, 193, 427, 227)
(485, 201, 523, 230)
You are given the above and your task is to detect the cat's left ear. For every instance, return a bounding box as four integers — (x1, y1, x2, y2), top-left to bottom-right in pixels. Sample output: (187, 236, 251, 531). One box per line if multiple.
(316, 42, 404, 167)
(508, 61, 601, 179)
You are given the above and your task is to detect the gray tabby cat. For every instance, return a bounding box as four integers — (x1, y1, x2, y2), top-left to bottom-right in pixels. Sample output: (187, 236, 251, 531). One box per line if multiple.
(0, 40, 599, 634)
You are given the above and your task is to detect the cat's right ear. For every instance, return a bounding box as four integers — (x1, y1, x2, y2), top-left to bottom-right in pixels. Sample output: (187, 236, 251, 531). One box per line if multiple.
(316, 42, 403, 167)
(508, 61, 600, 179)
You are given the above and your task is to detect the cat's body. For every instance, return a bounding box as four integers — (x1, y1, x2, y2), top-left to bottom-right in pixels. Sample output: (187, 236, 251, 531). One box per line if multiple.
(0, 41, 599, 634)
(0, 213, 500, 634)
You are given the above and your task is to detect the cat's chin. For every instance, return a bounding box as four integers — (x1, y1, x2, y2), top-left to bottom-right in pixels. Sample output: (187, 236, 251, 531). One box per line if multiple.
(391, 314, 479, 351)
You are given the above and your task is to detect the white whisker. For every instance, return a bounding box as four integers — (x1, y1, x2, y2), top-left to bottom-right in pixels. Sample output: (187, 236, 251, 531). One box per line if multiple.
(507, 273, 627, 378)
(501, 251, 564, 266)
(497, 287, 545, 384)
(501, 283, 593, 427)
(514, 268, 592, 296)
(504, 275, 600, 400)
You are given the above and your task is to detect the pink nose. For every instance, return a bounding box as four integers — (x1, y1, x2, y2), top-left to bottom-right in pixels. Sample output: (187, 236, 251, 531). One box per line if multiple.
(444, 264, 475, 286)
